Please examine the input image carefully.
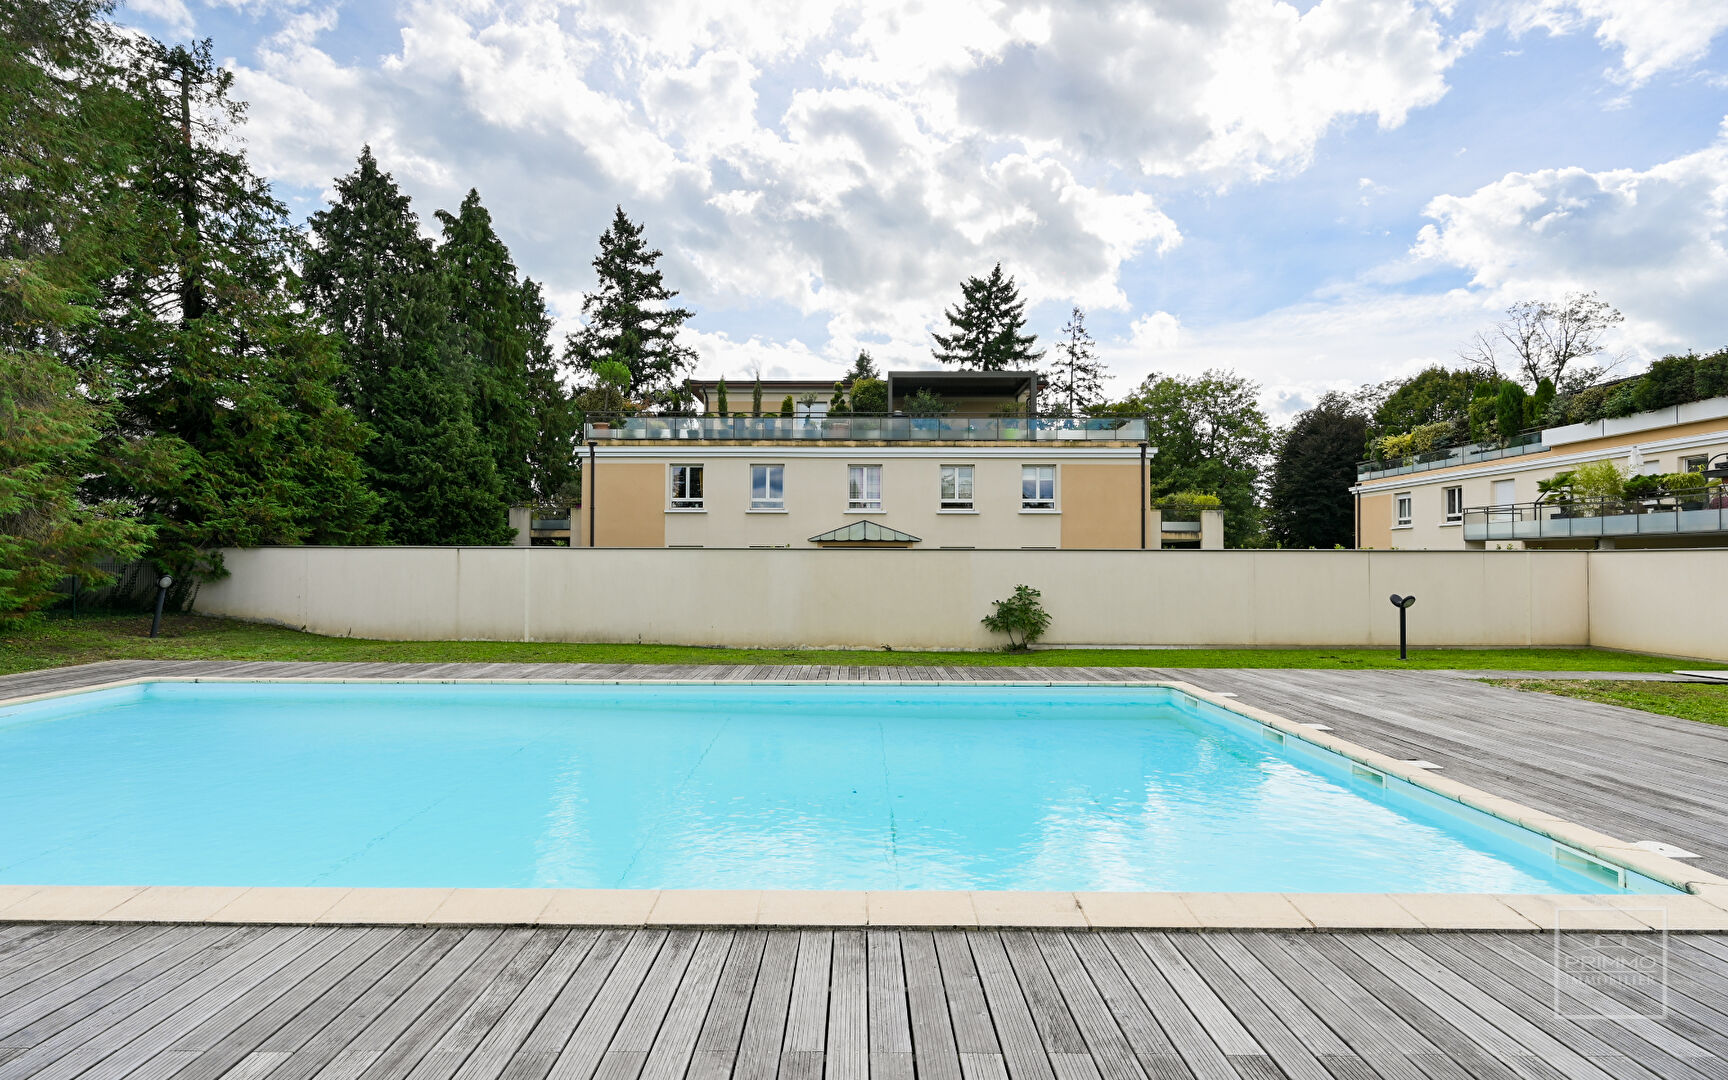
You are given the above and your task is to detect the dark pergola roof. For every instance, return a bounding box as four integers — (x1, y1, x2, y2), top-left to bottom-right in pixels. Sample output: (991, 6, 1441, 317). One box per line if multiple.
(885, 370, 1038, 399)
(808, 521, 923, 544)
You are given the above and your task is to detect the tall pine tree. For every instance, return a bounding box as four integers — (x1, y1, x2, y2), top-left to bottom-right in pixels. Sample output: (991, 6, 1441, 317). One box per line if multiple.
(303, 148, 509, 544)
(565, 207, 697, 406)
(1, 0, 154, 619)
(931, 264, 1043, 371)
(435, 189, 575, 504)
(88, 39, 380, 585)
(1043, 306, 1105, 415)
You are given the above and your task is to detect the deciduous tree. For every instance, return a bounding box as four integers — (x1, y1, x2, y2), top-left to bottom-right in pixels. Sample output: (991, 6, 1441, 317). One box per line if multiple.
(1265, 394, 1369, 549)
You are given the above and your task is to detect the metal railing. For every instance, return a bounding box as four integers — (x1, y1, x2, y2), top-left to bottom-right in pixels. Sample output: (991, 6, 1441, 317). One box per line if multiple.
(1463, 494, 1728, 542)
(583, 415, 1149, 443)
(1358, 431, 1546, 481)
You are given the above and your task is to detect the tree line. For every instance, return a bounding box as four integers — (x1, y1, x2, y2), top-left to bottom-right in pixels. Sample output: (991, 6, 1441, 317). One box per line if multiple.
(1, 1, 703, 619)
(1264, 294, 1726, 549)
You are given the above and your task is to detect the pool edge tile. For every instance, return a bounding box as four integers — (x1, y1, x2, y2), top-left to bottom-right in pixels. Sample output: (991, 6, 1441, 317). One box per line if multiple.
(648, 890, 762, 927)
(209, 888, 353, 924)
(537, 890, 659, 926)
(1386, 893, 1541, 931)
(1285, 893, 1426, 930)
(0, 885, 47, 918)
(316, 888, 456, 925)
(969, 891, 1087, 929)
(757, 891, 867, 927)
(103, 886, 252, 923)
(865, 891, 977, 928)
(1179, 892, 1313, 930)
(1075, 892, 1201, 929)
(426, 889, 558, 925)
(0, 886, 145, 921)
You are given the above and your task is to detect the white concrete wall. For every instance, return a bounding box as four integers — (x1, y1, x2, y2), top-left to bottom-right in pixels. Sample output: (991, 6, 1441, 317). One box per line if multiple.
(1586, 550, 1728, 661)
(195, 547, 1616, 652)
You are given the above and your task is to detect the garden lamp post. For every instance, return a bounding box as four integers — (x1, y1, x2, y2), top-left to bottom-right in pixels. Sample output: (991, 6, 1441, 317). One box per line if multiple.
(150, 575, 173, 639)
(1389, 593, 1416, 661)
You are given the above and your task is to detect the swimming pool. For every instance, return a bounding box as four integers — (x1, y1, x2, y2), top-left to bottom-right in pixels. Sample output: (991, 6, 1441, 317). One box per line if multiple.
(0, 681, 1672, 894)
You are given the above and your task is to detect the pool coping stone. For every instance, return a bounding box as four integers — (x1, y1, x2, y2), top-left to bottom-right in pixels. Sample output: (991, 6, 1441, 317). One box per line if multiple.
(4, 673, 1728, 933)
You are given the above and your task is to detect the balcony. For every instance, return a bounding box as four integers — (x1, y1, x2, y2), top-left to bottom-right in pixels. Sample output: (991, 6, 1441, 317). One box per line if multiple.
(1463, 495, 1728, 544)
(1357, 431, 1546, 481)
(583, 415, 1150, 443)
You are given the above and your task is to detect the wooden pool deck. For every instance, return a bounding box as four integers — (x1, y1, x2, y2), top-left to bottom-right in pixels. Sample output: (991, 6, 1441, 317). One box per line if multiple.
(2, 660, 1727, 1078)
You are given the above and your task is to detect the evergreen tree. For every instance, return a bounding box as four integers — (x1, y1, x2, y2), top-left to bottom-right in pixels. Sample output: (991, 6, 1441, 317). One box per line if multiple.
(519, 277, 581, 503)
(931, 264, 1043, 370)
(841, 350, 879, 386)
(303, 148, 508, 544)
(436, 189, 541, 504)
(1, 0, 154, 618)
(89, 40, 380, 584)
(752, 377, 763, 417)
(1044, 306, 1105, 415)
(566, 207, 697, 404)
(715, 378, 729, 416)
(1265, 394, 1369, 549)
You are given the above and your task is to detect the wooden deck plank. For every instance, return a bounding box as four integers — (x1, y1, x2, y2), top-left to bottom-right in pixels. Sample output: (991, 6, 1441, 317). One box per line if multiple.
(825, 930, 867, 1080)
(0, 925, 1722, 1078)
(897, 932, 962, 1080)
(732, 930, 799, 1080)
(637, 930, 732, 1080)
(965, 932, 1055, 1080)
(541, 930, 667, 1080)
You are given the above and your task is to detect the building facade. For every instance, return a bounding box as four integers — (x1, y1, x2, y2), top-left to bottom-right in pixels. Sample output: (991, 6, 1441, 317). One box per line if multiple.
(1353, 395, 1728, 550)
(566, 371, 1203, 550)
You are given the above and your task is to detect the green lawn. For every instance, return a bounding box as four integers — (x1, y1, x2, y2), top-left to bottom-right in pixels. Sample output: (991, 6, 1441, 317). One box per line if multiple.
(1, 614, 1718, 677)
(1484, 678, 1728, 728)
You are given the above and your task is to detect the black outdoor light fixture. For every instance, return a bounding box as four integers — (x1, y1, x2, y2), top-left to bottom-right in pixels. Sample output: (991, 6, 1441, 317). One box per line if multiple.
(149, 574, 173, 639)
(1389, 593, 1417, 661)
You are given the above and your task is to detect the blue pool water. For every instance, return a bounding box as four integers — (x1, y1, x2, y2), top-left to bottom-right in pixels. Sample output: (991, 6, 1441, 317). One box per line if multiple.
(0, 682, 1667, 893)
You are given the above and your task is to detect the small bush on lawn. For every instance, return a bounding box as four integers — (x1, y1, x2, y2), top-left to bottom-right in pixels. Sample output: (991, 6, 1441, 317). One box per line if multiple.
(981, 584, 1051, 651)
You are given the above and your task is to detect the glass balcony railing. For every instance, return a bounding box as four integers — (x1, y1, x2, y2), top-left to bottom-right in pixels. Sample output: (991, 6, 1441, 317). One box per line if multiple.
(583, 415, 1149, 443)
(1463, 494, 1728, 542)
(1357, 431, 1546, 481)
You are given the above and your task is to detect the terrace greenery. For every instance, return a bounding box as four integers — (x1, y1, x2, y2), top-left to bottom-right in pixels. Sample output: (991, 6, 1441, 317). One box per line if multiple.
(2, 614, 1719, 678)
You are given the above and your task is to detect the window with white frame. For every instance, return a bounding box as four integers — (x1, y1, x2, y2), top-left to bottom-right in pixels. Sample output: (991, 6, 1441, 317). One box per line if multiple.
(1444, 486, 1463, 523)
(940, 465, 974, 510)
(750, 464, 785, 509)
(669, 464, 704, 510)
(1022, 465, 1056, 510)
(848, 465, 882, 510)
(1394, 491, 1412, 527)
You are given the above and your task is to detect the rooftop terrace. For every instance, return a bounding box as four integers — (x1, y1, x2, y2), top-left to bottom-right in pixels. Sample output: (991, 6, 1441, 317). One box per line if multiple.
(583, 415, 1150, 443)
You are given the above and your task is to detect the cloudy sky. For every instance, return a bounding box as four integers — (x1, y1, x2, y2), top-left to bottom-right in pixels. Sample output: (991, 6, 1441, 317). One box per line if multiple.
(122, 0, 1728, 417)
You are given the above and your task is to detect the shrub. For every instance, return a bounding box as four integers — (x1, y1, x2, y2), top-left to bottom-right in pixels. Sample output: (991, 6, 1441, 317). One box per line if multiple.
(1495, 382, 1527, 440)
(779, 395, 795, 417)
(1155, 491, 1222, 509)
(850, 378, 888, 414)
(1661, 470, 1710, 493)
(1571, 459, 1626, 500)
(981, 584, 1051, 651)
(1621, 473, 1662, 499)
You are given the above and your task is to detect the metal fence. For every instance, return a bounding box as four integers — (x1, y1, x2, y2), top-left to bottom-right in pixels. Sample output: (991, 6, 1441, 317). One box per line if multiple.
(1357, 431, 1546, 481)
(584, 415, 1150, 442)
(1463, 494, 1728, 542)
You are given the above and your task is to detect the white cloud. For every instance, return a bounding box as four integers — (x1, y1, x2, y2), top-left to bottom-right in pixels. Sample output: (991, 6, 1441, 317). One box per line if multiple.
(124, 0, 194, 38)
(212, 0, 1484, 380)
(1501, 0, 1728, 86)
(1412, 125, 1728, 356)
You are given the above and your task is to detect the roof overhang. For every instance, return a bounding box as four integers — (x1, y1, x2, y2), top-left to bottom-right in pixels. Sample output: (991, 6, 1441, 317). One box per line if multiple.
(808, 521, 923, 544)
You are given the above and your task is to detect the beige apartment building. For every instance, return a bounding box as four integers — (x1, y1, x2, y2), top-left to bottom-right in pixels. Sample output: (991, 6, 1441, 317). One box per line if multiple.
(1353, 395, 1728, 550)
(552, 370, 1220, 550)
